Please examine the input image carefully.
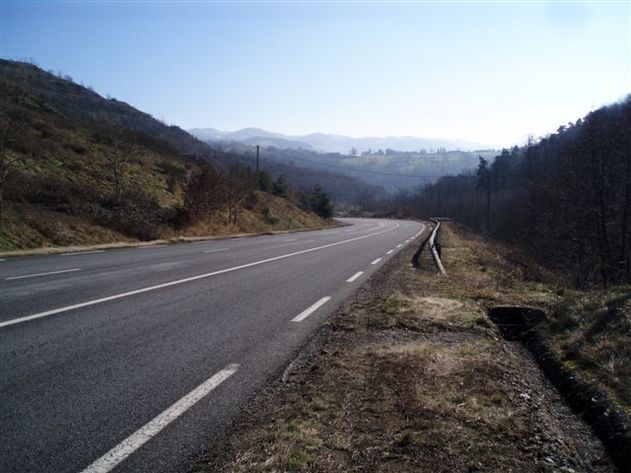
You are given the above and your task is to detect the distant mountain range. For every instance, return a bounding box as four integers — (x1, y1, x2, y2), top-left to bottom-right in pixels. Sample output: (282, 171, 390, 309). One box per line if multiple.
(188, 127, 490, 154)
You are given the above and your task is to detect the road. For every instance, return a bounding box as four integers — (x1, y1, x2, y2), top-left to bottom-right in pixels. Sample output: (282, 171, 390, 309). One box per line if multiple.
(0, 218, 425, 473)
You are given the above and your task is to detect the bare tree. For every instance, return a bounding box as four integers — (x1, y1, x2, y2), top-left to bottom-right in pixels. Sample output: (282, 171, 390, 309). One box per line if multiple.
(106, 123, 138, 203)
(225, 165, 256, 225)
(184, 165, 228, 224)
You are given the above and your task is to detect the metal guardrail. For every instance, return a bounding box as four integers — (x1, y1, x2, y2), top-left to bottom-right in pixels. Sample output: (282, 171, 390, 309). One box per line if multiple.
(429, 219, 447, 275)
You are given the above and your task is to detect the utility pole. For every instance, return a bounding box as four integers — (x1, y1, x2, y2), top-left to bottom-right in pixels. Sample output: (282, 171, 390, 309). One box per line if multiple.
(256, 145, 260, 173)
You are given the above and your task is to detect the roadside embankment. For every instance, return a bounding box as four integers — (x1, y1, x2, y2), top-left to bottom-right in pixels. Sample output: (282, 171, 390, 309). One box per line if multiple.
(0, 194, 339, 257)
(194, 223, 617, 473)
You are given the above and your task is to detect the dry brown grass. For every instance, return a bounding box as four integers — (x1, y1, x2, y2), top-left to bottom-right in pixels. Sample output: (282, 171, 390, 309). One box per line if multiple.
(181, 192, 330, 238)
(0, 202, 133, 252)
(0, 193, 336, 255)
(436, 225, 631, 414)
(548, 290, 631, 412)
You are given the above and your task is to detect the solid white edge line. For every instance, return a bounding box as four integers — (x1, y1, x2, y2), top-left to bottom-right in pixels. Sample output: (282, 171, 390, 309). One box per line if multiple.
(1, 223, 400, 328)
(136, 245, 166, 250)
(346, 271, 364, 283)
(80, 364, 239, 473)
(202, 248, 230, 253)
(291, 296, 331, 322)
(6, 268, 81, 280)
(386, 249, 394, 255)
(371, 258, 382, 265)
(60, 250, 105, 256)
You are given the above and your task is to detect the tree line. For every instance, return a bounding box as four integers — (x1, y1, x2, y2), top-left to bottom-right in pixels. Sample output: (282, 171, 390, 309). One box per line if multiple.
(386, 96, 631, 288)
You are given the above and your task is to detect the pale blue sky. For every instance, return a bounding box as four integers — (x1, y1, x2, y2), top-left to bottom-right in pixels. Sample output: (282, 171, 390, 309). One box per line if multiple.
(1, 1, 629, 147)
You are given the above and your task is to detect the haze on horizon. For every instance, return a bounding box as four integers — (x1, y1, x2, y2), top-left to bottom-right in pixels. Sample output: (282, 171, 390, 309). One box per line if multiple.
(1, 1, 629, 148)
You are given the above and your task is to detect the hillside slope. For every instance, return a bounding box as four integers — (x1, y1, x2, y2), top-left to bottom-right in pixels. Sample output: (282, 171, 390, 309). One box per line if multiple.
(0, 60, 332, 251)
(0, 60, 380, 204)
(0, 60, 213, 159)
(399, 96, 631, 287)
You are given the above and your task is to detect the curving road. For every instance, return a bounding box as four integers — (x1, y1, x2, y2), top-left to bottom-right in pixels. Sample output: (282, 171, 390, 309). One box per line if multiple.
(0, 218, 425, 473)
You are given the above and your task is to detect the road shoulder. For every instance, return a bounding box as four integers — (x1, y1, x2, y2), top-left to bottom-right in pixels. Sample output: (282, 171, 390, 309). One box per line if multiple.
(193, 224, 615, 472)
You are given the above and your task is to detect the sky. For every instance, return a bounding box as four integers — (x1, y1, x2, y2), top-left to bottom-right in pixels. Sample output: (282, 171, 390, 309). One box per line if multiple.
(1, 1, 629, 148)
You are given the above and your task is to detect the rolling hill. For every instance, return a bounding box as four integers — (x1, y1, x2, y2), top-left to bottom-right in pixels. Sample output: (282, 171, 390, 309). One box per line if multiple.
(0, 59, 365, 250)
(189, 127, 490, 153)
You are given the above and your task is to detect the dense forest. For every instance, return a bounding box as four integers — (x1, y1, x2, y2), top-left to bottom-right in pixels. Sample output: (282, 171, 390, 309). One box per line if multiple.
(391, 96, 631, 288)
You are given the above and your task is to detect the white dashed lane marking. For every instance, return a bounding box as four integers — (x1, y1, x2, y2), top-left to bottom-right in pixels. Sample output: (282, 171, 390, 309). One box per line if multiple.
(346, 271, 364, 283)
(291, 297, 332, 322)
(6, 268, 81, 281)
(80, 364, 239, 473)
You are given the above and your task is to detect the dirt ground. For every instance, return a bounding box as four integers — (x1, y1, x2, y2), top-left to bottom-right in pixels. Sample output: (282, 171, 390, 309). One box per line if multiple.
(193, 223, 616, 473)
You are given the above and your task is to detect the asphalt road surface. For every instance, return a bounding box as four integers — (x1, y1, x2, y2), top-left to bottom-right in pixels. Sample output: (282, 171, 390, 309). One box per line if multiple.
(0, 218, 425, 473)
